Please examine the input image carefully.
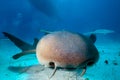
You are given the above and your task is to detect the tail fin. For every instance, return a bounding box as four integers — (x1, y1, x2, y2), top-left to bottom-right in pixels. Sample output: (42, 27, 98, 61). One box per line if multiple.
(3, 32, 34, 51)
(2, 32, 37, 59)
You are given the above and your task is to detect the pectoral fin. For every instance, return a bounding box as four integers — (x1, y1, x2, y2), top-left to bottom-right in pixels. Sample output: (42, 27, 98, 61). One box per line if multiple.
(89, 34, 96, 43)
(12, 50, 36, 59)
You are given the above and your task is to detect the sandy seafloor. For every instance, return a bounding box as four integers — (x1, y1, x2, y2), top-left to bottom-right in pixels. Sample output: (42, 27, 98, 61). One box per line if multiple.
(0, 38, 120, 80)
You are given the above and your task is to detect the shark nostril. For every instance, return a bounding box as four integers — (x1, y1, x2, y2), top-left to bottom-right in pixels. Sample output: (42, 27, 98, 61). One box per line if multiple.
(49, 62, 55, 68)
(87, 61, 95, 66)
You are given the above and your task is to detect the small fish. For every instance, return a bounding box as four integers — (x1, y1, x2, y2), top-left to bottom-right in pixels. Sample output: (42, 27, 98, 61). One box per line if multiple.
(104, 60, 108, 64)
(85, 29, 115, 35)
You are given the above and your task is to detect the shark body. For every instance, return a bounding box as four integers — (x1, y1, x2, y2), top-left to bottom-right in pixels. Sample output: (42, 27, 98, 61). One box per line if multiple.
(3, 31, 98, 79)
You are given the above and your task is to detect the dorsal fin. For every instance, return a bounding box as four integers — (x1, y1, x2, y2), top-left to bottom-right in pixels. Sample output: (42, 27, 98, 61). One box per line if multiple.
(2, 32, 34, 51)
(89, 34, 96, 43)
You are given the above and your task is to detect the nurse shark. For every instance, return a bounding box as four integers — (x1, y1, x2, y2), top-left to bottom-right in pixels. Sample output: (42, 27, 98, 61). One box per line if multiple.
(3, 30, 99, 79)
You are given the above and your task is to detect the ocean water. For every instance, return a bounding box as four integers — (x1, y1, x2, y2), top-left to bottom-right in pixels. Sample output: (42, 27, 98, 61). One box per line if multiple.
(0, 0, 120, 80)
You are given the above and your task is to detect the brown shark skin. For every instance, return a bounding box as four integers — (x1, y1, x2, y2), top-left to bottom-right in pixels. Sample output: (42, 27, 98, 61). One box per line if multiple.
(36, 31, 99, 69)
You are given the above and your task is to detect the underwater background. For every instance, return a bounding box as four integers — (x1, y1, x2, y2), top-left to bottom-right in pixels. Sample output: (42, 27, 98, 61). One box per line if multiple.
(0, 0, 120, 80)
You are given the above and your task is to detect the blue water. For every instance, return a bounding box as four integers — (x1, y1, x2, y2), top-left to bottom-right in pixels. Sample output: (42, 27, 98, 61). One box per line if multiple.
(0, 0, 120, 80)
(0, 0, 120, 41)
